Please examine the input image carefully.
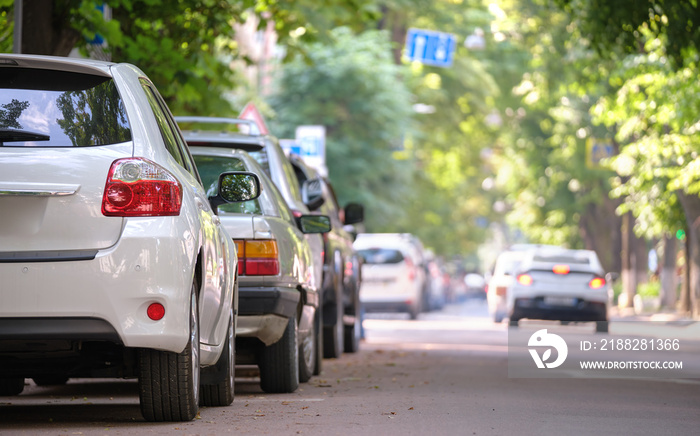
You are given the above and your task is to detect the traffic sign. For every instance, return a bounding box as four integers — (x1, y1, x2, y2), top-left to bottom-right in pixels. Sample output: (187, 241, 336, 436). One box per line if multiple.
(405, 28, 457, 68)
(295, 125, 327, 177)
(238, 102, 269, 135)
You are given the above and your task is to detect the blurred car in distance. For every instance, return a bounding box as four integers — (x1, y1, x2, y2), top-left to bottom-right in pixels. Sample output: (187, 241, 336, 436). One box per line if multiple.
(186, 147, 331, 393)
(0, 54, 257, 421)
(464, 273, 487, 299)
(487, 250, 529, 323)
(175, 116, 327, 371)
(354, 233, 427, 320)
(507, 247, 611, 332)
(288, 154, 365, 355)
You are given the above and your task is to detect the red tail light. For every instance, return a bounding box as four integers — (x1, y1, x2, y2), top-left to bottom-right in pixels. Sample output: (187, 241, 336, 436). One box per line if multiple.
(102, 158, 182, 216)
(589, 277, 606, 289)
(235, 240, 280, 276)
(517, 273, 534, 286)
(405, 257, 416, 281)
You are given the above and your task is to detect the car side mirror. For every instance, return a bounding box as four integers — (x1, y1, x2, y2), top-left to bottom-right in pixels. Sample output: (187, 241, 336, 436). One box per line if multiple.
(297, 215, 331, 234)
(302, 177, 325, 211)
(208, 171, 261, 212)
(343, 202, 364, 225)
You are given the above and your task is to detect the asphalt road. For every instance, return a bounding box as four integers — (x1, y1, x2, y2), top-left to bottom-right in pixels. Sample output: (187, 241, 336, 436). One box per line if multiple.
(2, 299, 700, 435)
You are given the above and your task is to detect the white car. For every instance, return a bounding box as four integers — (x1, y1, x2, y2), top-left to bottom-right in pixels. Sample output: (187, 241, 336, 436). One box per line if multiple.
(354, 233, 427, 320)
(507, 247, 611, 332)
(186, 146, 330, 393)
(487, 250, 529, 322)
(0, 54, 258, 421)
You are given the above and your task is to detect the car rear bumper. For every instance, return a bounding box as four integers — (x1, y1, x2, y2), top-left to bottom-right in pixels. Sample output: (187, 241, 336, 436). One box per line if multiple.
(363, 300, 416, 315)
(512, 297, 607, 321)
(238, 286, 301, 318)
(0, 218, 197, 354)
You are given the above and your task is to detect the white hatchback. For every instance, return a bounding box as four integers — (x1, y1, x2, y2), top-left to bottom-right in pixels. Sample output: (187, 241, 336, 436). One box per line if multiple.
(354, 233, 426, 320)
(0, 54, 258, 421)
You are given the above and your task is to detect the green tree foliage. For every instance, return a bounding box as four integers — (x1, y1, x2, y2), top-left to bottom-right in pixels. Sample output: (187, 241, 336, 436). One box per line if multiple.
(268, 27, 415, 232)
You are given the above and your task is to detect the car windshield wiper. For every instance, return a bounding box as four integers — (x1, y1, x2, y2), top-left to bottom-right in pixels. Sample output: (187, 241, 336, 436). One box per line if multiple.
(0, 128, 50, 145)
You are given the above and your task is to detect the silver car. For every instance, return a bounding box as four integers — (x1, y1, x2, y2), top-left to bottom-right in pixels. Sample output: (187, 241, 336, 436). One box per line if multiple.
(0, 54, 259, 421)
(176, 117, 327, 368)
(187, 143, 330, 393)
(507, 247, 611, 332)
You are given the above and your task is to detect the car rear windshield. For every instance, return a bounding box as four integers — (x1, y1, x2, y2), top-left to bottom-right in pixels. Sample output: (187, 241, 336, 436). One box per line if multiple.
(533, 254, 590, 265)
(358, 248, 405, 265)
(0, 68, 131, 147)
(192, 155, 263, 215)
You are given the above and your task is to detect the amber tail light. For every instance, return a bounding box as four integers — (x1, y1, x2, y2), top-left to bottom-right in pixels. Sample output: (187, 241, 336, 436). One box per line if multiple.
(235, 240, 280, 276)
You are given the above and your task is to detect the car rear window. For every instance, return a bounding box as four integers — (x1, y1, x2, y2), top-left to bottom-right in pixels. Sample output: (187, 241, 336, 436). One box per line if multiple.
(192, 155, 263, 215)
(533, 254, 590, 265)
(0, 68, 131, 147)
(358, 248, 405, 265)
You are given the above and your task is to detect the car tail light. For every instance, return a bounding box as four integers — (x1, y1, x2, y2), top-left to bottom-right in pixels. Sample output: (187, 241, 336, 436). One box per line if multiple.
(102, 158, 182, 216)
(235, 240, 280, 276)
(517, 273, 534, 286)
(405, 257, 416, 281)
(589, 276, 606, 289)
(552, 264, 570, 275)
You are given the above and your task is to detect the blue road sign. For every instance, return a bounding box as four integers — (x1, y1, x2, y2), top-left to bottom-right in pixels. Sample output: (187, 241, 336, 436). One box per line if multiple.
(405, 28, 457, 68)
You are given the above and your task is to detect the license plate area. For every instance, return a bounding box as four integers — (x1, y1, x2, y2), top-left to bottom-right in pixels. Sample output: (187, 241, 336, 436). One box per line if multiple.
(543, 296, 577, 307)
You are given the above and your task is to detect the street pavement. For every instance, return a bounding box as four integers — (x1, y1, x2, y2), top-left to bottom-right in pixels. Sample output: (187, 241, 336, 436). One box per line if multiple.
(1, 298, 699, 435)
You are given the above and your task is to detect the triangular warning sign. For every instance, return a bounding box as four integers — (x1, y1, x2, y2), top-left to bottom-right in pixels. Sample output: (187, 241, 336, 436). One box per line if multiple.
(238, 102, 269, 135)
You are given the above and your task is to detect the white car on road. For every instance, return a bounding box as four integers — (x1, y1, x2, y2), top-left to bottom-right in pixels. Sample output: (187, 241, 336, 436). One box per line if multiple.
(0, 54, 258, 421)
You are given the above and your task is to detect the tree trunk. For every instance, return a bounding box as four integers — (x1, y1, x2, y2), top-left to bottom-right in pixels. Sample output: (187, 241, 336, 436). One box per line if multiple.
(21, 0, 81, 56)
(660, 235, 678, 309)
(620, 213, 636, 307)
(579, 196, 622, 274)
(676, 191, 700, 317)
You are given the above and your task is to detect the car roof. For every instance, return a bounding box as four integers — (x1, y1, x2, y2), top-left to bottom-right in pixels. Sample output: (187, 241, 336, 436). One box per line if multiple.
(176, 116, 269, 151)
(0, 53, 115, 77)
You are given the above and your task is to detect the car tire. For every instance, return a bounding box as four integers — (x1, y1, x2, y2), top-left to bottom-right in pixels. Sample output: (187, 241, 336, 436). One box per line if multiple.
(313, 303, 323, 376)
(298, 308, 317, 383)
(200, 308, 235, 407)
(32, 376, 69, 386)
(139, 285, 200, 422)
(595, 320, 609, 334)
(344, 290, 361, 353)
(0, 377, 24, 396)
(323, 275, 344, 359)
(259, 314, 299, 393)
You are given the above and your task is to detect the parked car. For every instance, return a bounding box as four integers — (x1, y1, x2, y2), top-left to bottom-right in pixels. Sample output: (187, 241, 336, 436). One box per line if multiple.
(186, 146, 330, 393)
(487, 250, 529, 322)
(175, 117, 326, 369)
(464, 273, 487, 299)
(353, 233, 427, 320)
(288, 154, 365, 354)
(507, 247, 611, 332)
(0, 54, 259, 421)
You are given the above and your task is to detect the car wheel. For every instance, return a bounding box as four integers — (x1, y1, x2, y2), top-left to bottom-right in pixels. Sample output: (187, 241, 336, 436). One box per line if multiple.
(139, 284, 200, 422)
(259, 313, 299, 393)
(32, 376, 69, 386)
(313, 304, 323, 376)
(0, 377, 24, 396)
(298, 308, 317, 383)
(344, 290, 361, 353)
(595, 320, 609, 333)
(323, 279, 344, 359)
(200, 308, 235, 407)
